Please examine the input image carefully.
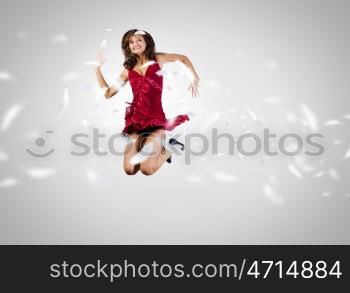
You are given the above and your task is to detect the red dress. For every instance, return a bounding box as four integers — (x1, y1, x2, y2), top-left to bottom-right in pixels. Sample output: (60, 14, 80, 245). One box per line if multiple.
(122, 61, 189, 134)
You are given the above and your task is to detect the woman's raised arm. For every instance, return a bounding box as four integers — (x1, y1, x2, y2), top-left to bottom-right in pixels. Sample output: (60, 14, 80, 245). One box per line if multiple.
(94, 51, 128, 99)
(156, 52, 200, 97)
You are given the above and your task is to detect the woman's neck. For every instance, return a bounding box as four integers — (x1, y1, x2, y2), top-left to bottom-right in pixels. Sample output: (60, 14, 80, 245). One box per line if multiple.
(137, 54, 149, 66)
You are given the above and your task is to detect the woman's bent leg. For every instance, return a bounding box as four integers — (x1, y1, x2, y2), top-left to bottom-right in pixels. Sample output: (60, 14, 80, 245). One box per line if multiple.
(123, 132, 144, 175)
(139, 129, 171, 176)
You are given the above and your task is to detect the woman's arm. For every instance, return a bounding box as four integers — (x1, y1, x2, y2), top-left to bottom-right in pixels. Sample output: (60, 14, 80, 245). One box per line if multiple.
(94, 52, 128, 99)
(156, 53, 200, 79)
(156, 53, 200, 97)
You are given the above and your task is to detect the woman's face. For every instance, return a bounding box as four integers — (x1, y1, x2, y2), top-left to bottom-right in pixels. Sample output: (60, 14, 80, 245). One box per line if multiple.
(129, 34, 146, 56)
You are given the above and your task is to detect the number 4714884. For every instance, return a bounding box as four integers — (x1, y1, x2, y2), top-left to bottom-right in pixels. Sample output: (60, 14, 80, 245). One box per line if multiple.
(246, 260, 342, 279)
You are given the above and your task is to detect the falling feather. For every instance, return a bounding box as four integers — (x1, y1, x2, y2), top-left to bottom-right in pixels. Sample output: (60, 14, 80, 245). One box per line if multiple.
(26, 168, 56, 179)
(344, 148, 350, 159)
(263, 184, 284, 205)
(313, 171, 325, 178)
(0, 178, 18, 188)
(1, 103, 23, 131)
(100, 40, 107, 49)
(110, 78, 126, 91)
(82, 120, 94, 129)
(288, 164, 303, 179)
(84, 61, 99, 66)
(0, 149, 9, 161)
(58, 88, 70, 118)
(328, 168, 340, 181)
(0, 71, 12, 81)
(85, 168, 111, 187)
(269, 174, 279, 186)
(324, 119, 342, 126)
(246, 108, 258, 121)
(52, 34, 68, 43)
(86, 169, 100, 183)
(156, 70, 168, 77)
(212, 171, 238, 182)
(141, 61, 156, 68)
(175, 60, 194, 82)
(300, 103, 318, 132)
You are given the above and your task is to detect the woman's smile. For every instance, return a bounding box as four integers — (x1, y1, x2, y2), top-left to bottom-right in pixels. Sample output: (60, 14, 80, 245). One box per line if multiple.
(129, 35, 146, 54)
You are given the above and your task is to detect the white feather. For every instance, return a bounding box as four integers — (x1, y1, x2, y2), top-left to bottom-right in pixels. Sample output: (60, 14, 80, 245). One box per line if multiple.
(288, 164, 303, 178)
(212, 171, 238, 182)
(1, 103, 23, 131)
(26, 168, 56, 179)
(300, 103, 318, 132)
(263, 184, 284, 205)
(0, 71, 12, 80)
(324, 119, 342, 126)
(0, 178, 18, 188)
(100, 40, 107, 49)
(58, 88, 70, 118)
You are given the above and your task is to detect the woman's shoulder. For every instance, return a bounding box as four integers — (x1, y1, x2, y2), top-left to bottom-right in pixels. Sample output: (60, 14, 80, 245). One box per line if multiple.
(155, 52, 166, 62)
(155, 53, 167, 69)
(120, 68, 130, 81)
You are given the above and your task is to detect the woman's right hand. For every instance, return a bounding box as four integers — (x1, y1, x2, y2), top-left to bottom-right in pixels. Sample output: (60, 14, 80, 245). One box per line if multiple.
(95, 51, 106, 70)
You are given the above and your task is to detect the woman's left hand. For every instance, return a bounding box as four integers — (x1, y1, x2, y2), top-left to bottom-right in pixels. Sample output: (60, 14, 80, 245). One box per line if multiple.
(188, 76, 200, 98)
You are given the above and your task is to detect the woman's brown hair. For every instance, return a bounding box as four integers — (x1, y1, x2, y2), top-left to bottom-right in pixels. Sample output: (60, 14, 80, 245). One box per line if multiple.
(121, 29, 157, 70)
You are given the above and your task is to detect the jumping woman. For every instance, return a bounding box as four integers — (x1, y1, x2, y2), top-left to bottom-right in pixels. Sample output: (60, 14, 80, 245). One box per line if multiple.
(94, 29, 200, 176)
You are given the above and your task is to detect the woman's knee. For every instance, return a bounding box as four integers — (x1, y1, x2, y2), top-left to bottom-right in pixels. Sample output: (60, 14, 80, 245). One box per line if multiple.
(124, 165, 138, 176)
(140, 163, 156, 176)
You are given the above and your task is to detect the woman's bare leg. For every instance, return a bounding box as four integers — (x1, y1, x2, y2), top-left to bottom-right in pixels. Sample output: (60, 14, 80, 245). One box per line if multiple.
(123, 132, 146, 175)
(139, 129, 171, 176)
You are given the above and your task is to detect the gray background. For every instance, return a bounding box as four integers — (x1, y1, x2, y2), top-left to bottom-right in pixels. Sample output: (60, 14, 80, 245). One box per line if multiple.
(0, 0, 349, 244)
